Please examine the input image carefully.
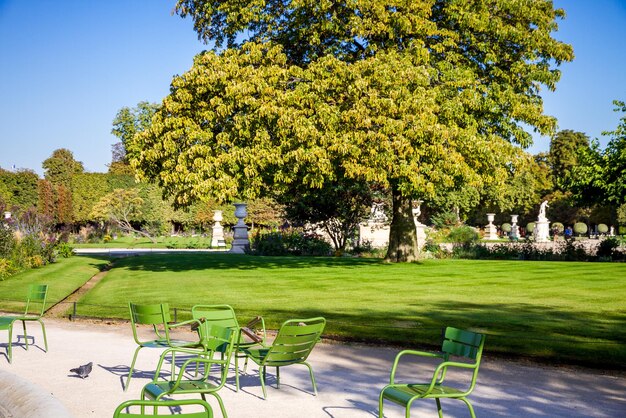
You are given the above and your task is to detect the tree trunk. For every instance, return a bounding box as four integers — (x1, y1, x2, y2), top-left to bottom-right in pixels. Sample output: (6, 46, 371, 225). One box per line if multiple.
(385, 186, 419, 262)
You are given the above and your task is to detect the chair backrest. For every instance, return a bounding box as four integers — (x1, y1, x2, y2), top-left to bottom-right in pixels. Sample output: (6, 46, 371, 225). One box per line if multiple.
(198, 323, 234, 357)
(440, 327, 485, 392)
(128, 303, 171, 343)
(264, 317, 326, 366)
(113, 399, 213, 417)
(192, 305, 239, 329)
(441, 327, 485, 362)
(24, 284, 48, 317)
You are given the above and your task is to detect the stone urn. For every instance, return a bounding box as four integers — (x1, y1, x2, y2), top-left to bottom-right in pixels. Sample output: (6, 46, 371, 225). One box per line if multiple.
(485, 213, 498, 240)
(230, 203, 250, 253)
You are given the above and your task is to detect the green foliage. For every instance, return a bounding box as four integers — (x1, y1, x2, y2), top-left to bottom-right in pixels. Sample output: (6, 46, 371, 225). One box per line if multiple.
(249, 230, 332, 256)
(0, 225, 15, 258)
(596, 237, 621, 260)
(0, 168, 39, 210)
(549, 130, 590, 190)
(527, 222, 536, 233)
(132, 0, 573, 263)
(501, 223, 512, 233)
(111, 101, 160, 170)
(597, 224, 609, 234)
(552, 222, 564, 233)
(42, 148, 84, 188)
(447, 225, 479, 245)
(617, 203, 626, 226)
(430, 211, 460, 229)
(573, 222, 588, 236)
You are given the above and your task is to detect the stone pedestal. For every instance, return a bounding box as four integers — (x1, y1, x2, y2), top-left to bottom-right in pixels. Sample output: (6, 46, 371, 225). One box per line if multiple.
(211, 210, 226, 248)
(510, 215, 520, 240)
(485, 213, 498, 240)
(534, 220, 550, 243)
(412, 201, 426, 249)
(230, 203, 250, 253)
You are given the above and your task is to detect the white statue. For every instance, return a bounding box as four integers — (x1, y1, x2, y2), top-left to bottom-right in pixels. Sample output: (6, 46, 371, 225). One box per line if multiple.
(538, 200, 549, 221)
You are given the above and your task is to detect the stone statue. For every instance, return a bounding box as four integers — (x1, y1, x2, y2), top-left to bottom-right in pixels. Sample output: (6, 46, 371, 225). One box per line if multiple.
(538, 200, 549, 221)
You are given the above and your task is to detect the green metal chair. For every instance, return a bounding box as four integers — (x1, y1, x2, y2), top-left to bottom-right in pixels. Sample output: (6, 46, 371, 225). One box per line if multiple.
(113, 399, 213, 417)
(141, 323, 236, 418)
(379, 327, 486, 418)
(126, 302, 203, 391)
(191, 304, 266, 388)
(238, 317, 326, 399)
(0, 284, 48, 363)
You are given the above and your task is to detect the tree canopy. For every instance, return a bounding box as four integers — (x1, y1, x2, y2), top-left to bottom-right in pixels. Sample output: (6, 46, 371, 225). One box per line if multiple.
(131, 0, 573, 261)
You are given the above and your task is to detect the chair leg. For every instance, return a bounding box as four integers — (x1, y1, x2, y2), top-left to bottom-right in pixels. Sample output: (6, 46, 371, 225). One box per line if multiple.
(6, 325, 13, 363)
(125, 345, 143, 391)
(460, 397, 476, 418)
(378, 391, 385, 418)
(38, 319, 48, 352)
(303, 362, 318, 395)
(22, 320, 29, 351)
(436, 398, 443, 418)
(276, 366, 280, 388)
(234, 354, 240, 391)
(260, 366, 267, 399)
(210, 392, 228, 418)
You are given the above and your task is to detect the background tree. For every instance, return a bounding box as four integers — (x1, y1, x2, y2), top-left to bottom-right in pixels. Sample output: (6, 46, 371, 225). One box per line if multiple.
(90, 188, 155, 242)
(131, 1, 573, 261)
(0, 168, 39, 210)
(110, 101, 159, 174)
(42, 148, 84, 188)
(549, 130, 590, 191)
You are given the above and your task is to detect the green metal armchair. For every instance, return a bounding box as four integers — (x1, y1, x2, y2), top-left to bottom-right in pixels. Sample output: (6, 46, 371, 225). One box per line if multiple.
(0, 284, 48, 363)
(191, 304, 266, 387)
(113, 399, 213, 417)
(238, 317, 326, 398)
(141, 323, 236, 418)
(379, 327, 486, 418)
(126, 302, 203, 391)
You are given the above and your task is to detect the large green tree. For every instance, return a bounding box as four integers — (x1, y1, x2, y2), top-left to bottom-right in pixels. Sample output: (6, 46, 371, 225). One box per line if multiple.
(131, 0, 572, 261)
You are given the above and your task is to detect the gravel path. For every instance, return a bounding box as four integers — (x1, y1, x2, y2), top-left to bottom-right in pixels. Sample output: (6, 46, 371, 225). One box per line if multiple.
(1, 318, 625, 418)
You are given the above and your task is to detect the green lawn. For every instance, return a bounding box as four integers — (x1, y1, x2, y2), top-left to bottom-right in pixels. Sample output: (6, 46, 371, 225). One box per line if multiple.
(0, 255, 109, 311)
(2, 253, 624, 369)
(71, 235, 217, 249)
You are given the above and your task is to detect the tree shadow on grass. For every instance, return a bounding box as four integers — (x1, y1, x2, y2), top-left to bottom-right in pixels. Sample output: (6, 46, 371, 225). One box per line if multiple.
(112, 253, 384, 272)
(253, 302, 626, 370)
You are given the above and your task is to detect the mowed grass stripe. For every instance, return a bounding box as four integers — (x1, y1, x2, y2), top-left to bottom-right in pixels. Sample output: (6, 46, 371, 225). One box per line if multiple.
(68, 253, 626, 368)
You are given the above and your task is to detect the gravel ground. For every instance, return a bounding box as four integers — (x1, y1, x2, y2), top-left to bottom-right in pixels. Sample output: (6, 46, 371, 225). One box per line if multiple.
(1, 318, 625, 418)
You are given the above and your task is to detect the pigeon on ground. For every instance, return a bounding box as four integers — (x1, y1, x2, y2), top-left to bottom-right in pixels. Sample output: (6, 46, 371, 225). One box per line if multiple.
(70, 362, 93, 379)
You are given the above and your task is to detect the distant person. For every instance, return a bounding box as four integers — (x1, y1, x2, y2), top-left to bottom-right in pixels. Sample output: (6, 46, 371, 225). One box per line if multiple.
(564, 226, 573, 238)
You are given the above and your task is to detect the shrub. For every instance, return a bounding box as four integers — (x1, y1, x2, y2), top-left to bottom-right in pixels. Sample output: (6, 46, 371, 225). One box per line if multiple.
(249, 230, 332, 256)
(56, 242, 74, 258)
(0, 258, 17, 281)
(501, 223, 511, 233)
(574, 222, 588, 237)
(0, 226, 15, 258)
(552, 222, 564, 233)
(430, 211, 459, 229)
(447, 225, 479, 245)
(596, 237, 620, 260)
(597, 224, 609, 234)
(526, 222, 536, 234)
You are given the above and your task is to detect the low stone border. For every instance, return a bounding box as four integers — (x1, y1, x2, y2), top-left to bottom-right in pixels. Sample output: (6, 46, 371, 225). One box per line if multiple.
(0, 369, 72, 418)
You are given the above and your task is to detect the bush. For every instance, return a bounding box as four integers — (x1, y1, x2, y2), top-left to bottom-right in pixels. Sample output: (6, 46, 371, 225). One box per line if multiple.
(0, 258, 17, 281)
(0, 226, 15, 258)
(430, 212, 459, 229)
(249, 230, 332, 256)
(574, 222, 588, 236)
(597, 224, 609, 234)
(501, 223, 511, 233)
(447, 225, 479, 245)
(596, 237, 620, 260)
(552, 222, 564, 233)
(526, 222, 536, 234)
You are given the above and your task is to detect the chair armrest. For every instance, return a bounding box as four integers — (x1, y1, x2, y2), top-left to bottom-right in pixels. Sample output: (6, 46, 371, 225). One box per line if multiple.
(389, 349, 447, 383)
(245, 316, 267, 342)
(417, 360, 479, 396)
(168, 318, 202, 330)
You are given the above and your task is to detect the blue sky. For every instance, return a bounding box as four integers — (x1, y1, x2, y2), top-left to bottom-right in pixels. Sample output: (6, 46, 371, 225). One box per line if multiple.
(1, 0, 625, 176)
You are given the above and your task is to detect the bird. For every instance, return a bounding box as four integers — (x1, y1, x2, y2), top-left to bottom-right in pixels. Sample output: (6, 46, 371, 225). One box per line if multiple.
(70, 362, 93, 379)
